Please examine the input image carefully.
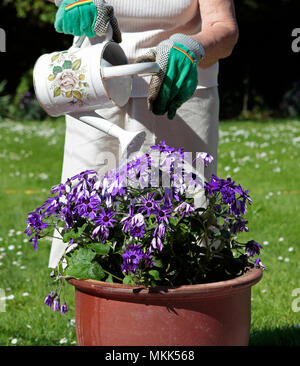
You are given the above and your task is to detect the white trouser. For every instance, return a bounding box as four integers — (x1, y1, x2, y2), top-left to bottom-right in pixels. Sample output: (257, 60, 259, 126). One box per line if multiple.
(48, 87, 219, 268)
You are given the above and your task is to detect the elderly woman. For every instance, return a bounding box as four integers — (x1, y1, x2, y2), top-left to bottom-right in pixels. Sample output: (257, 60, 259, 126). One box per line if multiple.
(48, 0, 238, 267)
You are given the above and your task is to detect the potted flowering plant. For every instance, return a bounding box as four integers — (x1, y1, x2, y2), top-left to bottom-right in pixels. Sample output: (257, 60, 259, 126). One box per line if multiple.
(25, 141, 264, 346)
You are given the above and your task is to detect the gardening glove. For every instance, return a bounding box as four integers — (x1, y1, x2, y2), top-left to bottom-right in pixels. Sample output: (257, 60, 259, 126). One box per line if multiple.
(135, 34, 205, 120)
(54, 0, 122, 42)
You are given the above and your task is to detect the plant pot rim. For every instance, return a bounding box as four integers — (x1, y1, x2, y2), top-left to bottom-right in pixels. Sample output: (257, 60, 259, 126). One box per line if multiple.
(68, 267, 262, 304)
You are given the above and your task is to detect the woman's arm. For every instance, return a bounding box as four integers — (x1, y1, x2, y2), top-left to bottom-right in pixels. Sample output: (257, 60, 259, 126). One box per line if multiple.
(191, 0, 239, 68)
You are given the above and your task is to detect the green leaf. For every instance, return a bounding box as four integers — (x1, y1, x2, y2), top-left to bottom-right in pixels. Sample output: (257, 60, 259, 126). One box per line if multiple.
(178, 222, 189, 233)
(72, 90, 82, 99)
(52, 66, 62, 75)
(65, 247, 105, 280)
(66, 261, 104, 280)
(62, 60, 72, 69)
(53, 87, 61, 97)
(62, 223, 88, 243)
(123, 275, 137, 285)
(105, 274, 114, 283)
(153, 259, 163, 268)
(148, 270, 160, 281)
(72, 59, 81, 70)
(87, 242, 110, 255)
(51, 54, 60, 62)
(48, 74, 56, 81)
(67, 246, 95, 264)
(168, 216, 179, 226)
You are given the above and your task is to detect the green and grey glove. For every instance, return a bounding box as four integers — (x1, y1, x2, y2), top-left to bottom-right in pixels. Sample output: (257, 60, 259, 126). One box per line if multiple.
(54, 0, 121, 43)
(135, 34, 205, 120)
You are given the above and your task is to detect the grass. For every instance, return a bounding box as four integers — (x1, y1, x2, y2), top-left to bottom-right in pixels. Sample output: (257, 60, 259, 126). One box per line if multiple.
(0, 117, 299, 346)
(216, 120, 300, 346)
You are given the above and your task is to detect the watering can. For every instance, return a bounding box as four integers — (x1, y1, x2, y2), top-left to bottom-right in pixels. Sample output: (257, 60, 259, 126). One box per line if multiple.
(33, 25, 160, 164)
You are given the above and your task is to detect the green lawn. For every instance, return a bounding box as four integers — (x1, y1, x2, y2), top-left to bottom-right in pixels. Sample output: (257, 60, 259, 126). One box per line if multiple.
(0, 117, 299, 346)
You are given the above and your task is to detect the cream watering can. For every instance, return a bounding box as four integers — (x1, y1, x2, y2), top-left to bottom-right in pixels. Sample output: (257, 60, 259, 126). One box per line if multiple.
(33, 25, 160, 163)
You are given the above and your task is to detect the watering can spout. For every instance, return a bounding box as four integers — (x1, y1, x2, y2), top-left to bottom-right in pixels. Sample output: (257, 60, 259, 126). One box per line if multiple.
(78, 115, 146, 166)
(119, 130, 146, 161)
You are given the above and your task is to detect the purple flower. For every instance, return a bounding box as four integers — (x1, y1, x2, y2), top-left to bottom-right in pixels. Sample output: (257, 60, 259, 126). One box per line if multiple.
(52, 296, 60, 312)
(131, 213, 145, 227)
(150, 236, 163, 251)
(121, 243, 153, 274)
(162, 188, 177, 207)
(25, 210, 48, 249)
(137, 192, 161, 216)
(75, 193, 101, 219)
(227, 217, 249, 234)
(120, 206, 135, 233)
(184, 171, 204, 190)
(25, 140, 263, 299)
(220, 186, 236, 204)
(60, 302, 69, 314)
(204, 175, 252, 217)
(29, 235, 39, 250)
(130, 224, 145, 239)
(25, 211, 48, 240)
(71, 170, 98, 182)
(44, 291, 56, 307)
(94, 208, 117, 227)
(153, 206, 173, 225)
(193, 152, 214, 167)
(122, 212, 146, 238)
(41, 196, 61, 217)
(204, 176, 221, 196)
(51, 182, 66, 195)
(153, 222, 168, 238)
(92, 208, 117, 242)
(24, 226, 33, 237)
(174, 201, 195, 219)
(245, 240, 263, 257)
(92, 225, 110, 243)
(150, 140, 175, 154)
(128, 154, 151, 179)
(254, 258, 266, 270)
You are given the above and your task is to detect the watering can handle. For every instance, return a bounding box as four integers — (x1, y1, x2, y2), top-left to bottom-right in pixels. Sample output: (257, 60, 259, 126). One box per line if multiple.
(54, 0, 114, 47)
(102, 62, 160, 79)
(71, 24, 114, 49)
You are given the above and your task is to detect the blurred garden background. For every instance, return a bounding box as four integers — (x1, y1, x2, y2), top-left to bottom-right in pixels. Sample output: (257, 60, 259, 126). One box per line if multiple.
(0, 0, 300, 346)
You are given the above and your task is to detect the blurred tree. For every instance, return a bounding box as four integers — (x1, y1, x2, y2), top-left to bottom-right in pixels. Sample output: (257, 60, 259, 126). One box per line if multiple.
(218, 0, 300, 118)
(3, 0, 56, 24)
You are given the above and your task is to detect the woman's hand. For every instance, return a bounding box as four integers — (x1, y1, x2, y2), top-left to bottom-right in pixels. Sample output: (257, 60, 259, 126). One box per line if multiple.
(135, 34, 205, 120)
(54, 0, 121, 42)
(55, 0, 97, 38)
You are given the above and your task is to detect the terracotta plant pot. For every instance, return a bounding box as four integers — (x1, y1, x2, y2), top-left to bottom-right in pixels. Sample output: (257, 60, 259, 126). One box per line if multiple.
(68, 267, 262, 346)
